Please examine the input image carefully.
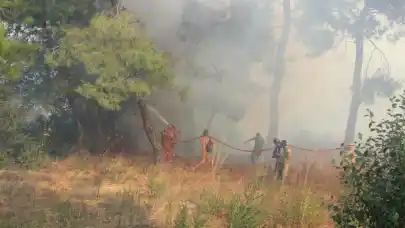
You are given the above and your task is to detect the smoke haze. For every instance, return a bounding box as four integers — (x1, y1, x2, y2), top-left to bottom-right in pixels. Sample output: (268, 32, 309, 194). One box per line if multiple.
(121, 0, 405, 153)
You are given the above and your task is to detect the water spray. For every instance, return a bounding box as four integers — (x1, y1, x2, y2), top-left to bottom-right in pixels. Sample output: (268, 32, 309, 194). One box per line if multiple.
(147, 105, 169, 125)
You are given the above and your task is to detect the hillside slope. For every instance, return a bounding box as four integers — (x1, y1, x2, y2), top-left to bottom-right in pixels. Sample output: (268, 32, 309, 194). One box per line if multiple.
(0, 153, 337, 227)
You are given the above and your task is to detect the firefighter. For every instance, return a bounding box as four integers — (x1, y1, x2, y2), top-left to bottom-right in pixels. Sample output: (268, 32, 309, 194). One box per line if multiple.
(244, 132, 265, 164)
(272, 138, 282, 158)
(193, 129, 214, 171)
(274, 140, 289, 181)
(161, 124, 179, 162)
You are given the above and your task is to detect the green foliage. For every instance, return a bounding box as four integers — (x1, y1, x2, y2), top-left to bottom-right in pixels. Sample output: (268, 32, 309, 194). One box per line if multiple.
(362, 69, 401, 105)
(0, 0, 35, 24)
(0, 182, 153, 227)
(224, 181, 266, 228)
(296, 0, 405, 56)
(273, 188, 327, 227)
(331, 91, 405, 227)
(47, 12, 173, 110)
(0, 97, 48, 170)
(226, 195, 263, 228)
(172, 202, 208, 228)
(0, 0, 98, 26)
(174, 204, 189, 228)
(0, 24, 37, 80)
(200, 190, 227, 216)
(198, 181, 266, 228)
(146, 173, 166, 198)
(0, 23, 46, 168)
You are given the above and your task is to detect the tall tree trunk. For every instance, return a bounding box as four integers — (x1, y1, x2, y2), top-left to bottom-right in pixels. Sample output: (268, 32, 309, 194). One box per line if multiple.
(267, 0, 291, 143)
(76, 119, 84, 149)
(344, 11, 366, 145)
(97, 120, 105, 152)
(110, 0, 118, 7)
(138, 99, 159, 164)
(67, 93, 87, 150)
(343, 35, 364, 144)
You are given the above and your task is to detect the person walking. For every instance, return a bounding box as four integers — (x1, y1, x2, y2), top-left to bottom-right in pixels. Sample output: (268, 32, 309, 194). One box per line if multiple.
(244, 132, 265, 164)
(274, 140, 289, 181)
(193, 129, 214, 171)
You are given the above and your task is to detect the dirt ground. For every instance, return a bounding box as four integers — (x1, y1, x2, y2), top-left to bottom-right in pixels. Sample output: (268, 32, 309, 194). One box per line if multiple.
(0, 152, 338, 227)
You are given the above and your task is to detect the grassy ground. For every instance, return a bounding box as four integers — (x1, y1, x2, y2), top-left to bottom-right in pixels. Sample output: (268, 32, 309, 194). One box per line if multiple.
(0, 152, 338, 227)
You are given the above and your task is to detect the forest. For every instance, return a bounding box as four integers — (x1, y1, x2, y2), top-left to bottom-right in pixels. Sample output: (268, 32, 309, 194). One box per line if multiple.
(1, 0, 405, 227)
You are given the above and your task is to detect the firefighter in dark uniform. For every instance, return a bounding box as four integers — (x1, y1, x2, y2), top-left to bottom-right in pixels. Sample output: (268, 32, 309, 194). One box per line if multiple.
(244, 132, 265, 164)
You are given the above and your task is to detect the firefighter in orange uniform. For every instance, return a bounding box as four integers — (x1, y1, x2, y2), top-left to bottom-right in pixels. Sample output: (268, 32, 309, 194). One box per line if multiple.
(193, 129, 214, 170)
(161, 124, 179, 162)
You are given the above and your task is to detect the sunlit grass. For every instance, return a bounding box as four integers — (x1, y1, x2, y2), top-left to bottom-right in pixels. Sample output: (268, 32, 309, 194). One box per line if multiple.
(0, 152, 337, 227)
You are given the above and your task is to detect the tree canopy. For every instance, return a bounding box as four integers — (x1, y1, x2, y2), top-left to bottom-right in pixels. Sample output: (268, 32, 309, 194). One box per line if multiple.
(297, 0, 405, 56)
(0, 0, 175, 160)
(295, 0, 405, 144)
(0, 23, 39, 163)
(46, 12, 173, 110)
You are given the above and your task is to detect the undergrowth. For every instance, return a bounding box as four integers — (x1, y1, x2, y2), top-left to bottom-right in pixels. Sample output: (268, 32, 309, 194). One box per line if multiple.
(0, 154, 331, 228)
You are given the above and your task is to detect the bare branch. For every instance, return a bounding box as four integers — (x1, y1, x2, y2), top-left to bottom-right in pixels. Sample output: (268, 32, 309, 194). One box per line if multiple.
(368, 38, 391, 73)
(364, 47, 377, 78)
(363, 38, 391, 79)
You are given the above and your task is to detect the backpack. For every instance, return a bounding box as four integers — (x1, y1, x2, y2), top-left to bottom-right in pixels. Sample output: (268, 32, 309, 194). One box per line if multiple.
(206, 138, 213, 153)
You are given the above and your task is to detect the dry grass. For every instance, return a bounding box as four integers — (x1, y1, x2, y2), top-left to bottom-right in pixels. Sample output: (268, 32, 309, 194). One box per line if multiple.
(0, 152, 338, 227)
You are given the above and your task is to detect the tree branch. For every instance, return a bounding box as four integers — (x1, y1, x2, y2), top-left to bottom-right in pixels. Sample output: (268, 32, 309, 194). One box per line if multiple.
(368, 38, 390, 72)
(363, 46, 377, 78)
(363, 38, 391, 79)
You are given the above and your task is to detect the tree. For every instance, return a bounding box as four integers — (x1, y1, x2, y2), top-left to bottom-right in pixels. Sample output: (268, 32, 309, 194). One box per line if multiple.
(2, 0, 177, 161)
(1, 0, 120, 154)
(331, 92, 405, 227)
(0, 0, 100, 27)
(47, 12, 173, 163)
(178, 0, 275, 140)
(296, 0, 405, 144)
(267, 0, 291, 142)
(0, 23, 39, 161)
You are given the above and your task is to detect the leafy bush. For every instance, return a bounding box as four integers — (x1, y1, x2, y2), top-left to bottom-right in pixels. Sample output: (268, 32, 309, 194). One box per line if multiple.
(0, 24, 47, 170)
(174, 204, 189, 228)
(173, 202, 208, 228)
(198, 181, 266, 228)
(272, 188, 328, 227)
(0, 104, 49, 170)
(147, 173, 166, 198)
(331, 93, 405, 227)
(226, 194, 264, 228)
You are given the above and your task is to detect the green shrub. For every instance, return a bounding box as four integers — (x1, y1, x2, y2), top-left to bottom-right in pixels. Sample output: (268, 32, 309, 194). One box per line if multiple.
(174, 204, 189, 228)
(199, 181, 265, 228)
(272, 188, 328, 227)
(147, 173, 166, 198)
(331, 93, 405, 227)
(173, 202, 208, 228)
(226, 195, 263, 228)
(200, 190, 227, 216)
